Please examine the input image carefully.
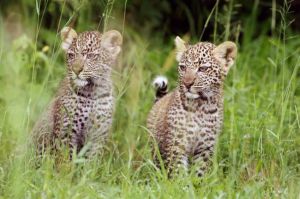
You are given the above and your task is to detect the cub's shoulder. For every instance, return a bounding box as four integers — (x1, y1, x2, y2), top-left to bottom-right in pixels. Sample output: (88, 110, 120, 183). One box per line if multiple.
(154, 90, 176, 109)
(149, 88, 180, 120)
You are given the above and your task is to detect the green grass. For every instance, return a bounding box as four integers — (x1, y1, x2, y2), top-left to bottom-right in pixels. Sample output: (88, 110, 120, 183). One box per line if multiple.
(0, 1, 300, 198)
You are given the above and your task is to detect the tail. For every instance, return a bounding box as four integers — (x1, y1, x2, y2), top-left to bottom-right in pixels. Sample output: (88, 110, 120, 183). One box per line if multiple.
(152, 76, 168, 102)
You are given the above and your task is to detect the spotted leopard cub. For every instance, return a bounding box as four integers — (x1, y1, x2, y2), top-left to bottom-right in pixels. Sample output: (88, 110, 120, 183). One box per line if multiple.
(32, 27, 122, 158)
(147, 36, 237, 177)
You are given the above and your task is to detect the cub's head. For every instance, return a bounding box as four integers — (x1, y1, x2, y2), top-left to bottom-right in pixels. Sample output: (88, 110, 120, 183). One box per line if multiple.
(175, 36, 237, 100)
(61, 27, 122, 87)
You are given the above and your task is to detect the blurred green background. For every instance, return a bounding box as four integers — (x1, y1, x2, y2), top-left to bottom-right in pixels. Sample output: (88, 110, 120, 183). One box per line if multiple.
(0, 0, 299, 198)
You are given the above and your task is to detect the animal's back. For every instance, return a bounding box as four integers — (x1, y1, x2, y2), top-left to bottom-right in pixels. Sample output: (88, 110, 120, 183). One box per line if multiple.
(147, 90, 175, 144)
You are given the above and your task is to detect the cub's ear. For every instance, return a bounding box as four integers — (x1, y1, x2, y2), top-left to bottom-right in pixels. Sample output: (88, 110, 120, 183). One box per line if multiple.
(174, 36, 187, 62)
(213, 41, 237, 74)
(101, 30, 123, 57)
(60, 27, 77, 51)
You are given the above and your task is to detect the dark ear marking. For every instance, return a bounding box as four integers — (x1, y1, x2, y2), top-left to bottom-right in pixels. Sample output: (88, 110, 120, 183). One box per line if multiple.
(101, 30, 123, 57)
(212, 41, 237, 74)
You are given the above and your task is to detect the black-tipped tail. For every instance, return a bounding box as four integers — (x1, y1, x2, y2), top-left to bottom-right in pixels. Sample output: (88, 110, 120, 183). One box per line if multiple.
(153, 76, 168, 102)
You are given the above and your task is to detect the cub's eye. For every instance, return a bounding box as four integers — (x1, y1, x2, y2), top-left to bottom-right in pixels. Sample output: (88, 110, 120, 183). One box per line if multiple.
(198, 66, 209, 72)
(198, 63, 211, 72)
(179, 64, 186, 71)
(67, 53, 75, 60)
(87, 53, 94, 59)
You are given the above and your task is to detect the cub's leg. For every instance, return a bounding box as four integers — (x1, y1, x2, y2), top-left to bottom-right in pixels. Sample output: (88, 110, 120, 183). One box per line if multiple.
(31, 100, 56, 156)
(192, 139, 215, 177)
(164, 137, 189, 177)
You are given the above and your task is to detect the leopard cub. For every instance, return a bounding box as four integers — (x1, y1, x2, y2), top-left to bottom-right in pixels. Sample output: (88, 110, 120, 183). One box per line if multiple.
(32, 27, 122, 158)
(147, 36, 237, 177)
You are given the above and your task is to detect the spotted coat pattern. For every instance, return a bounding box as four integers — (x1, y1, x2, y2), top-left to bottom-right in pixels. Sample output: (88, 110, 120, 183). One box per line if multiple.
(32, 30, 120, 158)
(147, 42, 231, 177)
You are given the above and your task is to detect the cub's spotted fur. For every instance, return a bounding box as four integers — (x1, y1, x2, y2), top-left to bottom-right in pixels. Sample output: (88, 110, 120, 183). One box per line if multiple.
(32, 27, 122, 158)
(147, 36, 237, 177)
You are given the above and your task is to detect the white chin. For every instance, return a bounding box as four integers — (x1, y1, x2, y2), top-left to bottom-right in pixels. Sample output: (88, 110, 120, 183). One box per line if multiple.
(74, 79, 88, 87)
(185, 92, 200, 99)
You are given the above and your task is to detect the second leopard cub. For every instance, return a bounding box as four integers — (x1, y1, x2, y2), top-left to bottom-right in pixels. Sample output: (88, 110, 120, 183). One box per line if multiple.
(147, 36, 237, 177)
(32, 27, 122, 158)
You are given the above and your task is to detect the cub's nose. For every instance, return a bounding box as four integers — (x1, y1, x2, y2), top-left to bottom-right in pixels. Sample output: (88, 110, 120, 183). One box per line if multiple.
(72, 61, 83, 75)
(183, 75, 195, 89)
(184, 81, 194, 89)
(183, 69, 196, 89)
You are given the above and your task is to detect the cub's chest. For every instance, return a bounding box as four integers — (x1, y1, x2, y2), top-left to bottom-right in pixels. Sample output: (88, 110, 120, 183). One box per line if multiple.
(61, 95, 113, 122)
(62, 96, 93, 115)
(61, 96, 101, 124)
(169, 104, 220, 136)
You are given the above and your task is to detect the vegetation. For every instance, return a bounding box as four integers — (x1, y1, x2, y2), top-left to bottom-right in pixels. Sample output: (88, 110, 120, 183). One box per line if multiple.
(0, 0, 299, 198)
